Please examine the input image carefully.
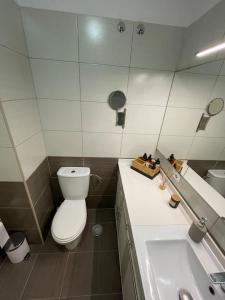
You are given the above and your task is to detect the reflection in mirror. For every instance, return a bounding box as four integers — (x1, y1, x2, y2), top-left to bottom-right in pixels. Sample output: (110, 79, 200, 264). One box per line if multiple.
(157, 57, 225, 222)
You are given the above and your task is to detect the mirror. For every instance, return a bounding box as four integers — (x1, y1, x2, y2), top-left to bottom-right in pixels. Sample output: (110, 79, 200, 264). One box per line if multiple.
(207, 98, 224, 116)
(108, 90, 126, 128)
(108, 90, 126, 110)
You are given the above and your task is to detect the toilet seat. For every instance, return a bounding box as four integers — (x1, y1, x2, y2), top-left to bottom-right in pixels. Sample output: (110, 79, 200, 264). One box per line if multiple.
(51, 199, 86, 244)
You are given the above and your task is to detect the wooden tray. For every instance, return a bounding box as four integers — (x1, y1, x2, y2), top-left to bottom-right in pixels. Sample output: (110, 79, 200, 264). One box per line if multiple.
(131, 158, 160, 180)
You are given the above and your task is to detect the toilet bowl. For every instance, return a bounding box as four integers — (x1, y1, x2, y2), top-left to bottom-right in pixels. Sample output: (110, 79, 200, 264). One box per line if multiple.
(51, 167, 90, 250)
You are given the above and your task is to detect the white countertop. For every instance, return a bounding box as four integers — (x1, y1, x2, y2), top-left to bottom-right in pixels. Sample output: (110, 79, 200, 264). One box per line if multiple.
(118, 159, 188, 227)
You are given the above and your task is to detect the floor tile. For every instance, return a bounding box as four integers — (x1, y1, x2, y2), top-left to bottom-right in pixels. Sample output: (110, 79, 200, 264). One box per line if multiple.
(72, 223, 118, 252)
(30, 231, 66, 254)
(61, 251, 121, 297)
(0, 255, 37, 300)
(22, 253, 68, 299)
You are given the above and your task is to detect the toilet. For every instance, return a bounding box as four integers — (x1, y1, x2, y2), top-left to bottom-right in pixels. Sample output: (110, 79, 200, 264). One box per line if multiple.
(51, 167, 90, 250)
(205, 169, 225, 197)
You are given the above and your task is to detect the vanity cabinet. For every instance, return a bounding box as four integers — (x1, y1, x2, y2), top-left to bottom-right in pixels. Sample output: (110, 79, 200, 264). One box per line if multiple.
(115, 175, 144, 300)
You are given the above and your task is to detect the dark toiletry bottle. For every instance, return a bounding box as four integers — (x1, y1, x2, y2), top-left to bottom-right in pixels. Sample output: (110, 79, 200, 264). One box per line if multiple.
(147, 154, 152, 162)
(168, 154, 175, 164)
(142, 153, 148, 161)
(155, 159, 160, 166)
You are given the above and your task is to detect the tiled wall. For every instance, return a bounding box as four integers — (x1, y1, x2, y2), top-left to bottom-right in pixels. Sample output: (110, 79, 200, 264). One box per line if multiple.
(188, 160, 225, 178)
(21, 8, 185, 159)
(158, 60, 225, 160)
(0, 0, 54, 243)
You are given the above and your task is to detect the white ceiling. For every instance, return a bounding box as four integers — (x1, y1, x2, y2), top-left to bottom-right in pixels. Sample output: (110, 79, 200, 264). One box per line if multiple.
(15, 0, 221, 27)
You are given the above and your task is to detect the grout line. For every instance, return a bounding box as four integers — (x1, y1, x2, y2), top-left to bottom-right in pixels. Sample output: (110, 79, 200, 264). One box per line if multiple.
(76, 17, 84, 158)
(15, 130, 42, 147)
(59, 252, 70, 298)
(19, 254, 39, 300)
(59, 293, 122, 299)
(0, 43, 28, 58)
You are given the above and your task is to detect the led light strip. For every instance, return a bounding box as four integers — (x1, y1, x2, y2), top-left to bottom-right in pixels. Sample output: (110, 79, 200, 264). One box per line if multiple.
(196, 42, 225, 57)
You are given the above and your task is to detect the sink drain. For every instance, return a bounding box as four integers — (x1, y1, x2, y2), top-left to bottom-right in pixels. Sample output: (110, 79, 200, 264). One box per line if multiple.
(92, 224, 103, 237)
(178, 289, 193, 300)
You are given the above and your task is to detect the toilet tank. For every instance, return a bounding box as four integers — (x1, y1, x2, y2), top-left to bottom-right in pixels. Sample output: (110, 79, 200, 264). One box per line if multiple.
(57, 167, 90, 200)
(205, 169, 225, 197)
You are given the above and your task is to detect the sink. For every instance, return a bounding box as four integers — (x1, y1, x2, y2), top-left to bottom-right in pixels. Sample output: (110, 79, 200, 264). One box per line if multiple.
(147, 239, 221, 300)
(132, 225, 224, 300)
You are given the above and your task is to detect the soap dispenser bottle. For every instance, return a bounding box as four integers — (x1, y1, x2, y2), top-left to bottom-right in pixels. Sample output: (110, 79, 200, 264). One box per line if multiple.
(188, 217, 207, 243)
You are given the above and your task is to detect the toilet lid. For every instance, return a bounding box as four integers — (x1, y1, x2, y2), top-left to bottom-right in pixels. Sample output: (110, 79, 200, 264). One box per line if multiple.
(51, 200, 86, 242)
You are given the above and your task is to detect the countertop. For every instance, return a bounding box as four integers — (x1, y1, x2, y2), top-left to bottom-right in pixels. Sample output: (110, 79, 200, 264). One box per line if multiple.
(118, 159, 188, 227)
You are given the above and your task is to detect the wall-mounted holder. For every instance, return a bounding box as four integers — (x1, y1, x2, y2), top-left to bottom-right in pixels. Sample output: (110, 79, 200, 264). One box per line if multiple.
(108, 90, 126, 128)
(196, 98, 224, 132)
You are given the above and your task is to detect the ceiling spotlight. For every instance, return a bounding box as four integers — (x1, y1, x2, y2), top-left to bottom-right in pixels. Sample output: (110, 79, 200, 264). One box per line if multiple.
(117, 21, 125, 33)
(136, 24, 145, 35)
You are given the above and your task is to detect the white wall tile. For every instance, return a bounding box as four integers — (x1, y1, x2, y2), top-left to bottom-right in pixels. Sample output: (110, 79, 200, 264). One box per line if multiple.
(197, 111, 225, 138)
(22, 8, 78, 61)
(161, 107, 202, 136)
(80, 63, 128, 101)
(31, 59, 80, 100)
(158, 135, 194, 159)
(0, 110, 11, 147)
(0, 0, 27, 55)
(219, 61, 225, 76)
(38, 99, 81, 131)
(83, 132, 121, 157)
(168, 72, 216, 108)
(81, 101, 122, 133)
(127, 68, 173, 106)
(211, 76, 225, 100)
(78, 16, 133, 66)
(219, 144, 225, 160)
(121, 134, 158, 158)
(16, 132, 46, 179)
(125, 105, 165, 134)
(131, 23, 184, 70)
(188, 137, 225, 160)
(0, 47, 35, 100)
(44, 131, 82, 156)
(185, 61, 223, 75)
(0, 147, 22, 181)
(2, 99, 41, 146)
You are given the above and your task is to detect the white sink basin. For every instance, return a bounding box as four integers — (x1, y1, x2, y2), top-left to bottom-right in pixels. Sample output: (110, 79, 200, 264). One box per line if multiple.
(147, 239, 221, 300)
(132, 225, 224, 300)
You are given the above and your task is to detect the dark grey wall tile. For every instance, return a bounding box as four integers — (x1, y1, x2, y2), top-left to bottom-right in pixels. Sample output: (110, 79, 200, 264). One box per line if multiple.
(0, 182, 30, 208)
(0, 254, 37, 300)
(0, 207, 36, 230)
(210, 217, 225, 254)
(63, 295, 122, 300)
(50, 177, 63, 198)
(215, 161, 225, 169)
(89, 176, 117, 196)
(86, 195, 115, 208)
(27, 158, 50, 205)
(22, 253, 68, 299)
(48, 157, 84, 176)
(34, 184, 54, 237)
(84, 157, 118, 178)
(87, 209, 115, 223)
(23, 229, 42, 244)
(187, 160, 217, 177)
(61, 251, 121, 297)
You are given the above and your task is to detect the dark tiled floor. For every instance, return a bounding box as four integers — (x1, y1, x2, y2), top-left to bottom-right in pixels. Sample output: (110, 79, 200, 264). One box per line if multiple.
(0, 209, 122, 300)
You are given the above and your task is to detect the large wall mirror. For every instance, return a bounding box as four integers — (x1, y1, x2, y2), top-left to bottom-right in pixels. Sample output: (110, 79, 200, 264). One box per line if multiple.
(157, 56, 225, 252)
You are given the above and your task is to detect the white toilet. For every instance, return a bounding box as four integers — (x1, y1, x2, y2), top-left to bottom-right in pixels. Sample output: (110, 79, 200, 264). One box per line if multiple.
(51, 167, 90, 250)
(205, 169, 225, 197)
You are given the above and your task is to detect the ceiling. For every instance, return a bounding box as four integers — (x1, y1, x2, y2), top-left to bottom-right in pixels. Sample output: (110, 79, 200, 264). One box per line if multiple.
(15, 0, 221, 27)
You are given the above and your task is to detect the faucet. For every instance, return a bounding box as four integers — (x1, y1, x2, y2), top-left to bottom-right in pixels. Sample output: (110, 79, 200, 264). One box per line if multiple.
(209, 272, 225, 293)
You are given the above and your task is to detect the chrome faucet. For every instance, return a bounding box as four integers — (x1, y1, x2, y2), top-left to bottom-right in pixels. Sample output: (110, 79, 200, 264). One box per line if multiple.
(209, 272, 225, 293)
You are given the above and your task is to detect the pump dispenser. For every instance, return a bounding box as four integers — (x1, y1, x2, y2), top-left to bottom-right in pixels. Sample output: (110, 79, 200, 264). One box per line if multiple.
(188, 217, 207, 243)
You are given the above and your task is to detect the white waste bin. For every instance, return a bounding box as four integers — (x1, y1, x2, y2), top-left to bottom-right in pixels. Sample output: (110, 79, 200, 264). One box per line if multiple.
(4, 232, 30, 264)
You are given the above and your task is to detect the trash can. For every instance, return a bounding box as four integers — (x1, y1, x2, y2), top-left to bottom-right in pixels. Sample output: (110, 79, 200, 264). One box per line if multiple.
(4, 232, 30, 264)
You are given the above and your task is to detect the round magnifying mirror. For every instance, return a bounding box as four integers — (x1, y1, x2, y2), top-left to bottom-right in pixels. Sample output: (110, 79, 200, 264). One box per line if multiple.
(207, 98, 224, 116)
(108, 90, 126, 111)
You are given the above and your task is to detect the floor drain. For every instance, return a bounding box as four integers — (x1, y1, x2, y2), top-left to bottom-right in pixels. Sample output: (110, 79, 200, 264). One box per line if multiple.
(92, 224, 103, 237)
